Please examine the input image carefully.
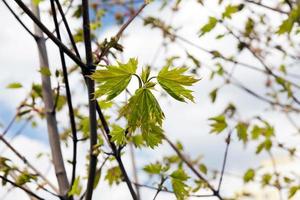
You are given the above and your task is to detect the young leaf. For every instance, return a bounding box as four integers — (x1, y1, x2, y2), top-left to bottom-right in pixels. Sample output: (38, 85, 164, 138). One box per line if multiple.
(91, 58, 138, 100)
(276, 5, 300, 35)
(110, 125, 126, 145)
(209, 115, 227, 134)
(143, 163, 162, 174)
(119, 87, 165, 148)
(157, 66, 198, 102)
(222, 4, 243, 19)
(38, 67, 52, 76)
(105, 166, 122, 185)
(170, 169, 190, 200)
(6, 82, 22, 89)
(141, 122, 164, 148)
(236, 122, 248, 144)
(68, 176, 82, 196)
(199, 17, 218, 37)
(141, 66, 151, 83)
(243, 169, 255, 183)
(289, 186, 300, 198)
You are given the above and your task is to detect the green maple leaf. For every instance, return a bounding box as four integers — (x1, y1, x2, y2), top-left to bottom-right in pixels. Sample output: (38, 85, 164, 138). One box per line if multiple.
(143, 163, 163, 174)
(91, 58, 138, 100)
(110, 125, 126, 145)
(105, 166, 122, 185)
(119, 86, 165, 148)
(170, 169, 190, 200)
(157, 66, 199, 102)
(209, 115, 227, 134)
(141, 122, 164, 148)
(199, 16, 218, 37)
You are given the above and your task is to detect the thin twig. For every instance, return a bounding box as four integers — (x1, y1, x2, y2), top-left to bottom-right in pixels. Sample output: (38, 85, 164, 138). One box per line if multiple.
(2, 0, 37, 38)
(217, 130, 232, 191)
(0, 175, 45, 200)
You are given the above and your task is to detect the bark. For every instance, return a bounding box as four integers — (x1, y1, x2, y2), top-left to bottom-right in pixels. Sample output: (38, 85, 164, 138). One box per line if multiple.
(31, 1, 70, 197)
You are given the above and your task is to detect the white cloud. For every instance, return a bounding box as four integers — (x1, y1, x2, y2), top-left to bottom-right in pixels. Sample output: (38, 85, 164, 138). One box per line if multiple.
(1, 0, 300, 200)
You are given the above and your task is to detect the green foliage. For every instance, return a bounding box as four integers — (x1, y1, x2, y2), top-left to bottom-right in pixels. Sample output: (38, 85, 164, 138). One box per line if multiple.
(236, 122, 248, 144)
(209, 88, 218, 103)
(32, 0, 44, 6)
(209, 115, 227, 134)
(38, 67, 52, 76)
(261, 173, 272, 187)
(256, 139, 272, 154)
(199, 164, 207, 174)
(170, 169, 190, 200)
(105, 166, 122, 185)
(93, 169, 102, 189)
(157, 66, 198, 102)
(222, 4, 244, 19)
(143, 163, 163, 174)
(120, 86, 165, 148)
(68, 176, 82, 196)
(91, 58, 138, 100)
(243, 169, 255, 183)
(289, 186, 300, 199)
(277, 5, 300, 35)
(15, 171, 37, 186)
(6, 82, 22, 89)
(199, 17, 218, 37)
(110, 125, 126, 145)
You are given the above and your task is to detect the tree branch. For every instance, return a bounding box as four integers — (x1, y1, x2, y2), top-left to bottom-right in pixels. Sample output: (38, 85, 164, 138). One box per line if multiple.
(0, 175, 45, 200)
(50, 0, 78, 190)
(82, 1, 98, 199)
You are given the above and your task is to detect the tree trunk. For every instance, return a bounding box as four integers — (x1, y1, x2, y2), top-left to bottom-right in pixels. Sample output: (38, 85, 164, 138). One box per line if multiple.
(31, 1, 70, 197)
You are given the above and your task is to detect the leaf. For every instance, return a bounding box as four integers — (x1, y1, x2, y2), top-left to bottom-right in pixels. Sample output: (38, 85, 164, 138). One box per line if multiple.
(39, 67, 52, 76)
(143, 163, 162, 174)
(16, 171, 37, 186)
(261, 173, 272, 187)
(91, 58, 138, 100)
(276, 5, 300, 35)
(141, 66, 151, 83)
(209, 88, 218, 103)
(236, 122, 248, 144)
(93, 169, 102, 189)
(289, 186, 300, 199)
(68, 176, 82, 196)
(171, 169, 190, 200)
(243, 169, 255, 183)
(119, 87, 165, 148)
(32, 0, 44, 6)
(105, 166, 122, 185)
(222, 4, 243, 19)
(157, 66, 198, 102)
(199, 17, 218, 37)
(110, 125, 126, 145)
(131, 134, 144, 148)
(6, 82, 22, 89)
(141, 122, 164, 148)
(209, 115, 227, 134)
(199, 164, 207, 174)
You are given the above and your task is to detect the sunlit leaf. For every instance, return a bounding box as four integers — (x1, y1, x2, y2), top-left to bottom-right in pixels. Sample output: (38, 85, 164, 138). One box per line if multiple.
(91, 58, 138, 100)
(157, 66, 198, 102)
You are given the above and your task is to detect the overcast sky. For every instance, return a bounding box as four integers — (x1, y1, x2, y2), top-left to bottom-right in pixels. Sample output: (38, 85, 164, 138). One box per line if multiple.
(1, 0, 300, 200)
